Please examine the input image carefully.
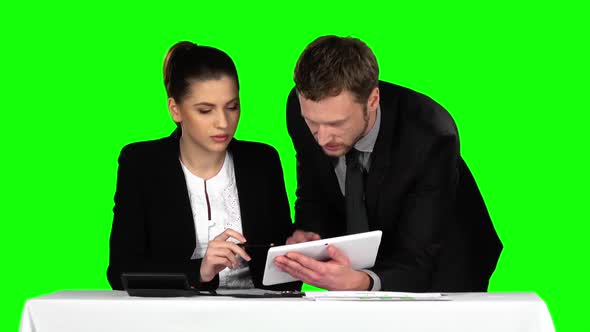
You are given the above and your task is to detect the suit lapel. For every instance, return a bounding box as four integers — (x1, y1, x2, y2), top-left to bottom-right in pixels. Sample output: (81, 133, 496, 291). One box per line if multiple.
(228, 140, 258, 244)
(365, 81, 398, 228)
(320, 152, 345, 202)
(163, 129, 198, 257)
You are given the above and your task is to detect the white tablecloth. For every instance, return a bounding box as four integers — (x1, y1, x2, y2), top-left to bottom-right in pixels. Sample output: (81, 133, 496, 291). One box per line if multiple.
(19, 290, 554, 332)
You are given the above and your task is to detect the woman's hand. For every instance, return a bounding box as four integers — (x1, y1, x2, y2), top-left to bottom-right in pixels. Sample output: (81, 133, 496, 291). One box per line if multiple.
(199, 229, 252, 283)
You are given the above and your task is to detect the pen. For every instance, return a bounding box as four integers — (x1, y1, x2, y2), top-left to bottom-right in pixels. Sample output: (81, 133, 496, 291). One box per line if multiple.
(237, 243, 275, 249)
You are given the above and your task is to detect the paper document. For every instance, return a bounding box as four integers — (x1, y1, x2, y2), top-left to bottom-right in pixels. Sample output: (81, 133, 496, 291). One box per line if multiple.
(304, 291, 450, 301)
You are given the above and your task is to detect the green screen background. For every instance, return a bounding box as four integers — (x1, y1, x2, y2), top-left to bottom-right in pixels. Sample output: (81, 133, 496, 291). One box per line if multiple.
(1, 1, 588, 331)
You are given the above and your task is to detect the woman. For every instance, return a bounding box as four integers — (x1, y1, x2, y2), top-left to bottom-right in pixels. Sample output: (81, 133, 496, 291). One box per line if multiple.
(107, 41, 296, 291)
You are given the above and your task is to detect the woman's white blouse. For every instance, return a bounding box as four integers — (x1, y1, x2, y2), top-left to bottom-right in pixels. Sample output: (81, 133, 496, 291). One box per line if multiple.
(180, 152, 254, 289)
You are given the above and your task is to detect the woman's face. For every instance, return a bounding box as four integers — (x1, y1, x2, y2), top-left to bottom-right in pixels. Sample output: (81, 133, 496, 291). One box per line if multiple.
(169, 75, 240, 154)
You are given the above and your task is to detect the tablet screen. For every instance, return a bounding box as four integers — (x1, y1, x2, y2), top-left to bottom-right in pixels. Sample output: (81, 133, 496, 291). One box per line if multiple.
(262, 231, 382, 286)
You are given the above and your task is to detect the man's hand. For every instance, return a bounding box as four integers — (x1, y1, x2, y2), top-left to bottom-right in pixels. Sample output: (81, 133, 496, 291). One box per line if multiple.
(286, 230, 321, 244)
(274, 245, 371, 290)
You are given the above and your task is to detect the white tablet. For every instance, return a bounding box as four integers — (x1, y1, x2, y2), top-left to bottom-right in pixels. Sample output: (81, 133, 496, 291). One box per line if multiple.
(262, 230, 382, 286)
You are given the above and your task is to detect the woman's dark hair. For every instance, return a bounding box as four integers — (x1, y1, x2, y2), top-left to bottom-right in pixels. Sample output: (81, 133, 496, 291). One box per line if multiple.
(163, 41, 239, 102)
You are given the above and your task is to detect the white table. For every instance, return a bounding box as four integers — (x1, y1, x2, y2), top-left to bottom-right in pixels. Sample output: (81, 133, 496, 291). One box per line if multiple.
(20, 290, 554, 332)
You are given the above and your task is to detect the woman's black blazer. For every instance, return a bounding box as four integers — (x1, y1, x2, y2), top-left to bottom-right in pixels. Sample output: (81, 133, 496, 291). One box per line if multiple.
(107, 129, 298, 291)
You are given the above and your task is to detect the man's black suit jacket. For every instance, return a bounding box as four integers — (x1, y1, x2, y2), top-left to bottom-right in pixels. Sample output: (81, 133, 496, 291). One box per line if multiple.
(107, 129, 299, 291)
(287, 81, 502, 292)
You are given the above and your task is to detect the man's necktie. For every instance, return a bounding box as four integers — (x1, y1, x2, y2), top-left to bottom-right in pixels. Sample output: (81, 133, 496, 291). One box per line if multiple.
(345, 148, 370, 234)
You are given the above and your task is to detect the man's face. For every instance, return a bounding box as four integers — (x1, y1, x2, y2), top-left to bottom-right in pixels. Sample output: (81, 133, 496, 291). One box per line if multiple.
(298, 89, 377, 157)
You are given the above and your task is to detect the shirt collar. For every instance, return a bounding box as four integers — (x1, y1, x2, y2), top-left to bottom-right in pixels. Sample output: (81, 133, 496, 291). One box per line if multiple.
(180, 152, 234, 193)
(354, 105, 381, 153)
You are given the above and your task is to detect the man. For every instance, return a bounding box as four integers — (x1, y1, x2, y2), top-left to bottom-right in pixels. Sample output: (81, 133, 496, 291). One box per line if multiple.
(274, 35, 502, 292)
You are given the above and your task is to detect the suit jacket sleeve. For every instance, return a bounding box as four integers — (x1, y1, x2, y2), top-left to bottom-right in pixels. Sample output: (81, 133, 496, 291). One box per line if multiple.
(374, 134, 459, 291)
(287, 89, 343, 236)
(106, 145, 218, 290)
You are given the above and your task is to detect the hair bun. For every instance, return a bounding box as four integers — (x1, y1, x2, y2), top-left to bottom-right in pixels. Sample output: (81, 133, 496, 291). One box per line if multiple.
(162, 41, 239, 103)
(163, 41, 198, 92)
